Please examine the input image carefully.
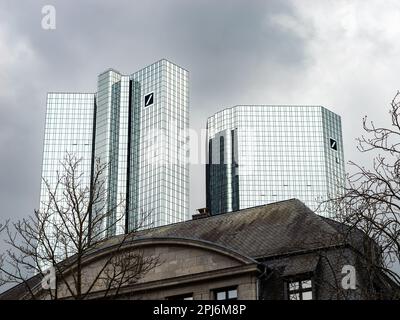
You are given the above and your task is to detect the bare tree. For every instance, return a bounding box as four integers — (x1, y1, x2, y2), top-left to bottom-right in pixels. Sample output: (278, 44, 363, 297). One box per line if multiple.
(322, 91, 400, 299)
(0, 221, 7, 288)
(0, 153, 159, 300)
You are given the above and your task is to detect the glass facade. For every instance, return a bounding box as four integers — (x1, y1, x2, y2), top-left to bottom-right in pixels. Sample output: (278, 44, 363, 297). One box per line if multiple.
(94, 60, 189, 233)
(40, 92, 95, 210)
(94, 70, 131, 236)
(39, 93, 96, 259)
(206, 105, 345, 217)
(128, 60, 189, 231)
(40, 59, 189, 243)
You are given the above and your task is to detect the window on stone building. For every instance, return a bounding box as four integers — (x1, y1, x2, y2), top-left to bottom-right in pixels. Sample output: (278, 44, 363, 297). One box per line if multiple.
(213, 287, 238, 300)
(287, 279, 313, 300)
(167, 293, 193, 300)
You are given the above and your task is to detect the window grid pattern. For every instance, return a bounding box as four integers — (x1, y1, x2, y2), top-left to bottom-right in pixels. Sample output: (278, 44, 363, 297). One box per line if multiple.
(287, 279, 313, 300)
(40, 93, 95, 259)
(94, 70, 129, 236)
(129, 60, 189, 229)
(41, 60, 190, 244)
(214, 287, 238, 300)
(207, 105, 345, 216)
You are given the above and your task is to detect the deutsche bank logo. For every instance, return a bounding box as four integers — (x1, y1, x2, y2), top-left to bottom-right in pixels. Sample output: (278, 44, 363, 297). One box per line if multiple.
(330, 138, 337, 151)
(144, 92, 154, 107)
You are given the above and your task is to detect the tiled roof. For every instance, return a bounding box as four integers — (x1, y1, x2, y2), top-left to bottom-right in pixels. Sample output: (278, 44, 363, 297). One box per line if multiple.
(129, 198, 344, 259)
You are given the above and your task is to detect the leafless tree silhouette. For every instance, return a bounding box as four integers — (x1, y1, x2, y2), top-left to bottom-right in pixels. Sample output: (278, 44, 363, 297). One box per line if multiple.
(320, 92, 400, 299)
(0, 153, 159, 299)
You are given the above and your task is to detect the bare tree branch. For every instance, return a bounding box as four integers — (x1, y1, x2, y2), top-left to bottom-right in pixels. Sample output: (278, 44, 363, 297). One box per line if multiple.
(318, 91, 400, 299)
(0, 153, 159, 299)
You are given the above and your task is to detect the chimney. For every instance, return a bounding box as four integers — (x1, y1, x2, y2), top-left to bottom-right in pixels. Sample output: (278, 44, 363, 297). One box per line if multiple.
(192, 208, 210, 220)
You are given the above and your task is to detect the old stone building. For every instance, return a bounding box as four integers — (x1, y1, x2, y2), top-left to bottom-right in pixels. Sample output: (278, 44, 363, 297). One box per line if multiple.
(0, 199, 398, 300)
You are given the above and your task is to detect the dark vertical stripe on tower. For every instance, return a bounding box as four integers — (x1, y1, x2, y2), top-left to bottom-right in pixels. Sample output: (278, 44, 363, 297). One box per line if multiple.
(231, 129, 239, 211)
(88, 95, 97, 243)
(125, 80, 133, 234)
(219, 136, 226, 213)
(206, 139, 212, 212)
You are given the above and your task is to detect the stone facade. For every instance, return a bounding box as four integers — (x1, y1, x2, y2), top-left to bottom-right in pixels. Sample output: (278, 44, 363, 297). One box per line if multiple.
(34, 239, 259, 300)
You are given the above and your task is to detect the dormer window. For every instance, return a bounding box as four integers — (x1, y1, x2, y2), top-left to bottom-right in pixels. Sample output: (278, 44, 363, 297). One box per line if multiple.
(287, 279, 313, 300)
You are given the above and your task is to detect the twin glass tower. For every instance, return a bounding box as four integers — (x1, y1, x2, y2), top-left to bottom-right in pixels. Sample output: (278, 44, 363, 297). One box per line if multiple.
(40, 59, 346, 241)
(40, 59, 189, 237)
(206, 105, 345, 216)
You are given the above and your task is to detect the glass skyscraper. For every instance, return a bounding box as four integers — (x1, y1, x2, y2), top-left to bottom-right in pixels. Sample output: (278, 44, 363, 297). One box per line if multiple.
(206, 105, 345, 217)
(40, 59, 189, 241)
(40, 93, 96, 255)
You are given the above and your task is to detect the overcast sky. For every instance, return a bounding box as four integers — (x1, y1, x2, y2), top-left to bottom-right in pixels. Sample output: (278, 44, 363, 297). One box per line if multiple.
(1, 0, 400, 223)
